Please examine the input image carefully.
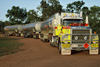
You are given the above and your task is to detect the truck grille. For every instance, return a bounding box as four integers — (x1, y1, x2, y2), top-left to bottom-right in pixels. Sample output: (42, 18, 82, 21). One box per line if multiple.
(72, 35, 89, 40)
(72, 29, 91, 44)
(73, 30, 90, 34)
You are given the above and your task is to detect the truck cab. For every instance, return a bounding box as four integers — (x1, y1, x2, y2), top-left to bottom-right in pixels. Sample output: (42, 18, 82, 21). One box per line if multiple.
(50, 12, 99, 55)
(57, 12, 99, 55)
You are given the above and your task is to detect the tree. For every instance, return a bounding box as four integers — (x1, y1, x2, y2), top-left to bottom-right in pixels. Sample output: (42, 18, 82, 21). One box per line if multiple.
(37, 0, 50, 21)
(4, 21, 10, 26)
(27, 10, 38, 23)
(89, 6, 100, 34)
(6, 6, 27, 24)
(37, 0, 63, 21)
(0, 21, 10, 33)
(66, 1, 85, 13)
(48, 0, 63, 14)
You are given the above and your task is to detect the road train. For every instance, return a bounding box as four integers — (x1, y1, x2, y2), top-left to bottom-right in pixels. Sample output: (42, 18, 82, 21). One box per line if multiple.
(4, 11, 99, 55)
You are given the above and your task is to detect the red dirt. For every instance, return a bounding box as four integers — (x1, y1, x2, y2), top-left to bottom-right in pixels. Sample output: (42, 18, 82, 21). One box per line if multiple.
(0, 34, 100, 67)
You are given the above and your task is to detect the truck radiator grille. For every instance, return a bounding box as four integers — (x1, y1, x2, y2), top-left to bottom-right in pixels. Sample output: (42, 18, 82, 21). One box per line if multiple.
(72, 35, 90, 40)
(73, 30, 90, 34)
(72, 29, 90, 44)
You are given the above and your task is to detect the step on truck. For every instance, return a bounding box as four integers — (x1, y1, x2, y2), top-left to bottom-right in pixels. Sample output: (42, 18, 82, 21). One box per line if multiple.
(40, 11, 99, 55)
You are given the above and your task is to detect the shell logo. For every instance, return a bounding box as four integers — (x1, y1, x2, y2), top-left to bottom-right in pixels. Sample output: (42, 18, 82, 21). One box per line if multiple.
(72, 14, 74, 17)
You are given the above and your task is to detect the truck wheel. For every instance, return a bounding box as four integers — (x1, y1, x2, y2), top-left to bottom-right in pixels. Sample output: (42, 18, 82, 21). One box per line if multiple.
(50, 39, 54, 47)
(16, 33, 20, 37)
(43, 39, 46, 42)
(33, 34, 36, 39)
(58, 42, 61, 54)
(7, 34, 9, 36)
(36, 34, 39, 39)
(5, 34, 7, 36)
(24, 35, 28, 38)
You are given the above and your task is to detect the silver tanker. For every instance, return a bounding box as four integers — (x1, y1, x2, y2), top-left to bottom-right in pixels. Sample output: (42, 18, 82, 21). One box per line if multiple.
(40, 14, 61, 42)
(4, 25, 23, 36)
(40, 17, 54, 42)
(23, 22, 42, 38)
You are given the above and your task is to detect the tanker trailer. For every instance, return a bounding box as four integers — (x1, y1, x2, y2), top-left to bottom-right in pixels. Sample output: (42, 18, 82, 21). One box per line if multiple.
(23, 22, 42, 38)
(40, 14, 62, 42)
(40, 17, 54, 42)
(4, 25, 23, 36)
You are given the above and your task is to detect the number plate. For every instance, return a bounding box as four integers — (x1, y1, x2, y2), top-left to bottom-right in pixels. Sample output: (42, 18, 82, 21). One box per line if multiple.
(91, 44, 99, 47)
(62, 44, 70, 48)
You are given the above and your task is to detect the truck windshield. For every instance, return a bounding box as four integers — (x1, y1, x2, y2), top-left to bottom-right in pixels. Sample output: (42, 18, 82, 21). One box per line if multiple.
(63, 19, 82, 26)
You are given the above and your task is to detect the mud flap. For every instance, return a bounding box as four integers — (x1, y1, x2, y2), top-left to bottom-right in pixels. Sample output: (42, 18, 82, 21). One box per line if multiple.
(61, 48, 71, 55)
(89, 48, 99, 55)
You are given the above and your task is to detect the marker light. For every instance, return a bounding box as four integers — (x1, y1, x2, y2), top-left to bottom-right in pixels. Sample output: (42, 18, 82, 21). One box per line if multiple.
(55, 27, 57, 29)
(62, 26, 70, 29)
(84, 23, 89, 26)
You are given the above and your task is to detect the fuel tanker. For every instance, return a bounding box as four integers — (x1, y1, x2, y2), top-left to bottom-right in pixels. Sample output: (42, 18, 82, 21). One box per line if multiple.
(4, 25, 23, 36)
(23, 22, 42, 38)
(40, 11, 99, 55)
(4, 11, 99, 55)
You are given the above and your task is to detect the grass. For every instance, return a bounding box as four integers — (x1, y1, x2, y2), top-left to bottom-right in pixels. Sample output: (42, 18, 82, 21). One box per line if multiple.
(0, 36, 23, 57)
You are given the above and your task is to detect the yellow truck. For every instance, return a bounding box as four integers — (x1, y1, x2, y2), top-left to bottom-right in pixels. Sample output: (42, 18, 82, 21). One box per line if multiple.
(40, 11, 99, 55)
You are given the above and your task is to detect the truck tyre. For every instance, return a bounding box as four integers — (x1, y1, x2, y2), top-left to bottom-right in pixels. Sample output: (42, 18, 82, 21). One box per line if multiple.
(16, 33, 20, 37)
(5, 34, 7, 36)
(33, 34, 36, 39)
(58, 42, 61, 54)
(50, 39, 55, 47)
(36, 34, 39, 39)
(43, 39, 46, 42)
(24, 34, 28, 38)
(33, 34, 39, 39)
(24, 32, 28, 38)
(7, 33, 9, 36)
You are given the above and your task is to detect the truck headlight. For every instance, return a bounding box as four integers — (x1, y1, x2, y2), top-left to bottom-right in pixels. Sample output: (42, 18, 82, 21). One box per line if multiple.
(74, 36, 78, 40)
(84, 36, 87, 40)
(62, 35, 69, 40)
(92, 35, 98, 40)
(64, 36, 68, 39)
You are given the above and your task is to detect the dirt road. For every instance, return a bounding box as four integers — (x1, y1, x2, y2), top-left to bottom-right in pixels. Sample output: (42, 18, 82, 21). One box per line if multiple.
(0, 34, 100, 67)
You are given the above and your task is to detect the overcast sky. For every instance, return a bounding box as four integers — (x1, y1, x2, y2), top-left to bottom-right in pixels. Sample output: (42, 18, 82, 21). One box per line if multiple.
(0, 0, 100, 21)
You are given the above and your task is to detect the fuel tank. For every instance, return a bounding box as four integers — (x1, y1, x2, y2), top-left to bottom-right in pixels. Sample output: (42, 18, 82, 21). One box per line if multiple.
(4, 25, 23, 31)
(23, 22, 42, 32)
(41, 17, 54, 31)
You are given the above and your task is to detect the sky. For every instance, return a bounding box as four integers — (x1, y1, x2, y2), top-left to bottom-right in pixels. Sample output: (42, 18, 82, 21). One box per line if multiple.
(0, 0, 100, 21)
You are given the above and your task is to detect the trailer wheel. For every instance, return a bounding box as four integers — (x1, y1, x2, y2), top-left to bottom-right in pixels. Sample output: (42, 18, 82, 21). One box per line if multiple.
(16, 33, 20, 37)
(7, 33, 9, 36)
(5, 34, 7, 36)
(33, 34, 36, 39)
(24, 35, 28, 38)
